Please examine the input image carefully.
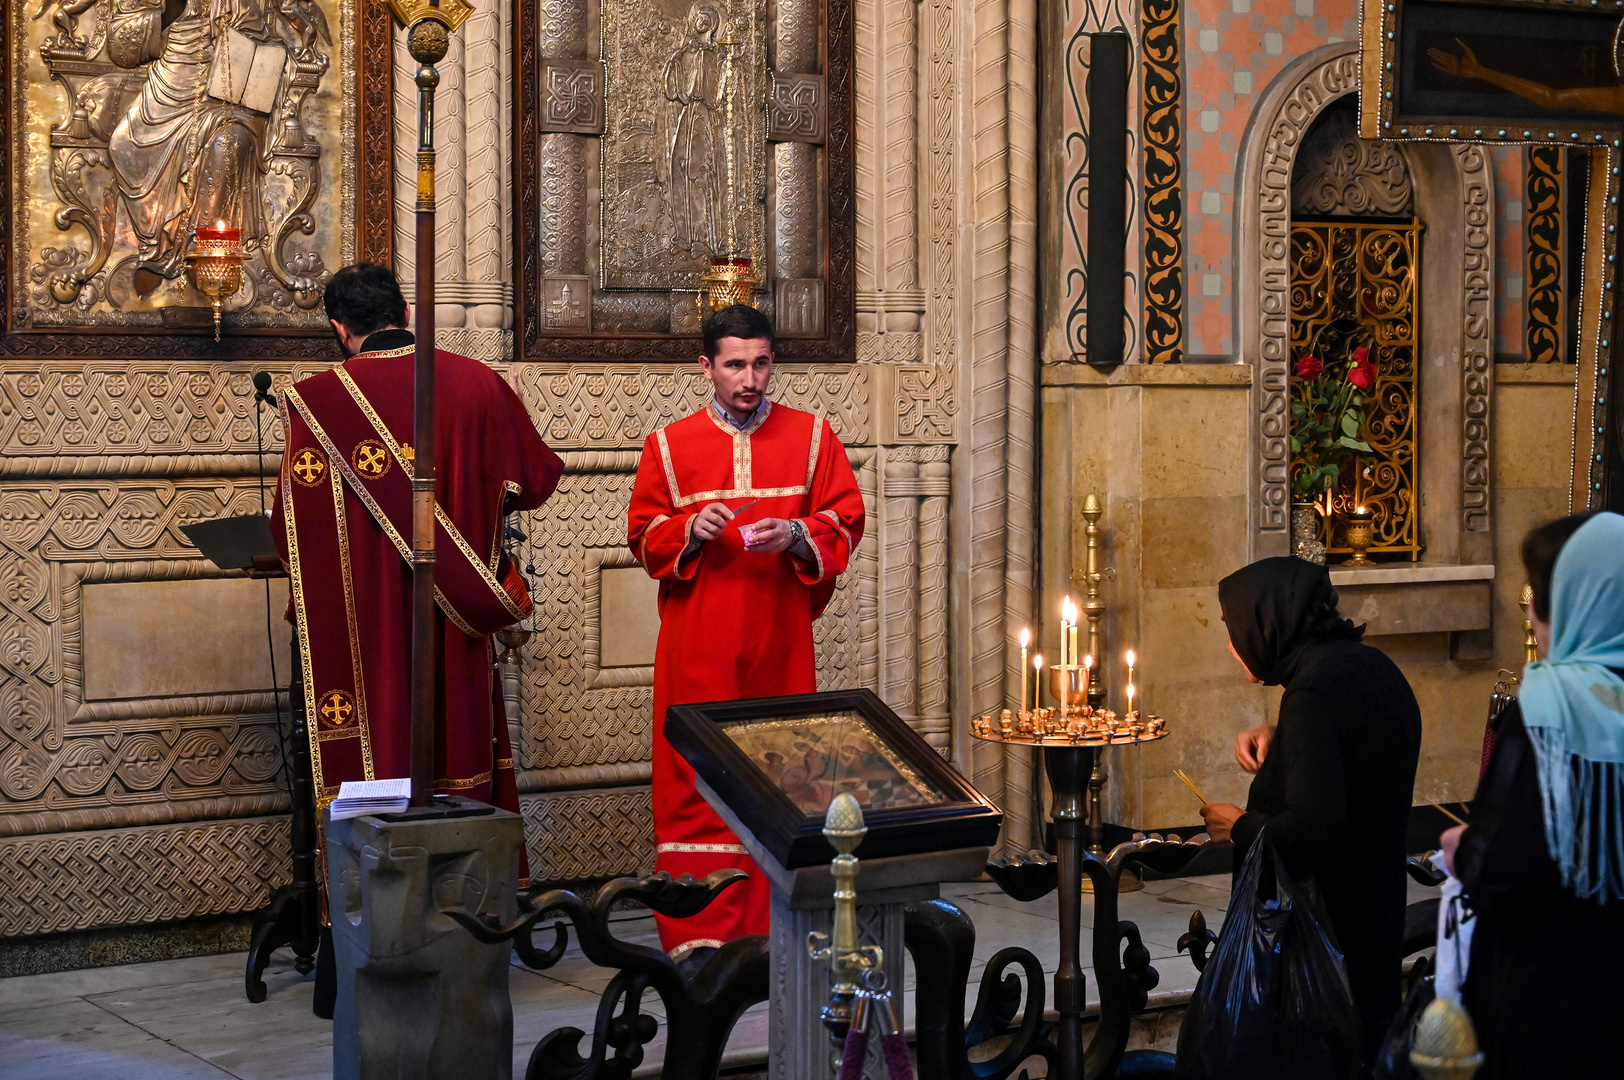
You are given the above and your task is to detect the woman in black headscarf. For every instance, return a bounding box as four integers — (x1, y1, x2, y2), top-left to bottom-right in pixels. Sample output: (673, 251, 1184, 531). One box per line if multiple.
(1200, 556, 1422, 1075)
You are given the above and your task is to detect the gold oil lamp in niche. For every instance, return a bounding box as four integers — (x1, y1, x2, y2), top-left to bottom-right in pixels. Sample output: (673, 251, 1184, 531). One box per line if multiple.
(1344, 504, 1376, 566)
(186, 222, 245, 341)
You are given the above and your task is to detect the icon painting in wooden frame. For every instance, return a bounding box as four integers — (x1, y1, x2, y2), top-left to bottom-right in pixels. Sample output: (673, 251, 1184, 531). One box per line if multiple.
(663, 689, 1004, 869)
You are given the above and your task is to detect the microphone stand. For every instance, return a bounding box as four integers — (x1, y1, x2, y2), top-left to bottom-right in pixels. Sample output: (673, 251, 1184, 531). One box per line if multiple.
(243, 373, 324, 1009)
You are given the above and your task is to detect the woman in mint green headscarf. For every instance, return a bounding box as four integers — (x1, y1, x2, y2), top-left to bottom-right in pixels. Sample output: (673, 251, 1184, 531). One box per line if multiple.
(1443, 512, 1624, 1078)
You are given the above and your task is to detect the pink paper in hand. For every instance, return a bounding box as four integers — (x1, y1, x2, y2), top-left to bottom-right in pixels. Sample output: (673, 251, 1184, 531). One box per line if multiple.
(740, 524, 762, 547)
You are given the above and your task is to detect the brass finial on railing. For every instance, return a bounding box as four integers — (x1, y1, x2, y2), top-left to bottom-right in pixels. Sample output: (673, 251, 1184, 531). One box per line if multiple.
(807, 793, 880, 1052)
(1519, 582, 1538, 666)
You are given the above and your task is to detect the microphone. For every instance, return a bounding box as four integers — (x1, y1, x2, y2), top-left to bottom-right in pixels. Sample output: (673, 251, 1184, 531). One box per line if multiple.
(253, 371, 277, 406)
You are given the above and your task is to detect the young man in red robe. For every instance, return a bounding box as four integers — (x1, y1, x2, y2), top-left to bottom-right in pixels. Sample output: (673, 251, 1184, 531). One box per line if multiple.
(627, 304, 866, 959)
(272, 264, 563, 1010)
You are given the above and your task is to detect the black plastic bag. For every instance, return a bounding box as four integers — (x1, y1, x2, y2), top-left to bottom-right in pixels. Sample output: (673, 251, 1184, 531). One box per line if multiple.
(1175, 831, 1362, 1080)
(1371, 973, 1435, 1080)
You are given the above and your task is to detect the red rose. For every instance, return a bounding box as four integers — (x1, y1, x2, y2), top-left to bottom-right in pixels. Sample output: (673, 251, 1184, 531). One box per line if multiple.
(1293, 355, 1323, 380)
(1347, 351, 1376, 391)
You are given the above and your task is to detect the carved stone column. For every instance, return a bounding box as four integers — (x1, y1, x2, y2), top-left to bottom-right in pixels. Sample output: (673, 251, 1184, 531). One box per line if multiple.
(394, 5, 511, 355)
(882, 452, 920, 728)
(855, 0, 924, 361)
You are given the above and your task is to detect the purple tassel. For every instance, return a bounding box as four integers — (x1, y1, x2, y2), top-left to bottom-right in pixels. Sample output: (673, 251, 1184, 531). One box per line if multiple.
(838, 1028, 870, 1080)
(880, 1032, 914, 1080)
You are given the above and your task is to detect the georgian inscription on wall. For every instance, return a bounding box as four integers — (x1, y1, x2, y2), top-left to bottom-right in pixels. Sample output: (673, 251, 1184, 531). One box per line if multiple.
(16, 0, 347, 328)
(600, 0, 767, 289)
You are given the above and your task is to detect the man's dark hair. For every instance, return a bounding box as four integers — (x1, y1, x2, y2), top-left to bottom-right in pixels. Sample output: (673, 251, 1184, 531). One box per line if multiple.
(702, 304, 774, 358)
(324, 263, 408, 338)
(1522, 512, 1599, 621)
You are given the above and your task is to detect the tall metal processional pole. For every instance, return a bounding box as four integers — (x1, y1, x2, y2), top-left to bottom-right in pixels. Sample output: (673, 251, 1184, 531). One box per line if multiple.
(387, 0, 472, 807)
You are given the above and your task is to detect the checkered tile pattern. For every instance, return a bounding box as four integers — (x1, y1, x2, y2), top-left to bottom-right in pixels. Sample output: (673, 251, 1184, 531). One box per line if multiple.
(1185, 0, 1361, 355)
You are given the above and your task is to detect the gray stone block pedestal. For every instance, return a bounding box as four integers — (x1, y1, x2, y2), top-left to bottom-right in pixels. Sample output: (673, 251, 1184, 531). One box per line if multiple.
(695, 776, 987, 1079)
(324, 797, 524, 1080)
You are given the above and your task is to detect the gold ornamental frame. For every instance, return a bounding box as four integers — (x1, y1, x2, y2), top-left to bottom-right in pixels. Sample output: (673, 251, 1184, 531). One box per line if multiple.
(1359, 0, 1621, 510)
(0, 0, 395, 360)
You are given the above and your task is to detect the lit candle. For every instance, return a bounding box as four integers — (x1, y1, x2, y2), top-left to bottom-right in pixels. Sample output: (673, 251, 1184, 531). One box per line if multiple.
(1033, 653, 1043, 709)
(1082, 653, 1093, 704)
(1125, 648, 1135, 711)
(1061, 596, 1073, 669)
(1070, 621, 1080, 674)
(196, 219, 241, 245)
(1019, 628, 1030, 717)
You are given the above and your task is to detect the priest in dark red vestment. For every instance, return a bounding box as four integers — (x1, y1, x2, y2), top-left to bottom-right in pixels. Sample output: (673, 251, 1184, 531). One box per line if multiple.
(272, 262, 563, 880)
(627, 305, 866, 959)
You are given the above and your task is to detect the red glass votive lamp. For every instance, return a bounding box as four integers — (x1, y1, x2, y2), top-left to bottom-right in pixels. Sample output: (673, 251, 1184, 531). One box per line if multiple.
(187, 223, 246, 341)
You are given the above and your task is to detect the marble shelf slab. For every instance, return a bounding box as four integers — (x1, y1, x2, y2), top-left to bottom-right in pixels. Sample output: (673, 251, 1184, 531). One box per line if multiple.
(1329, 563, 1497, 637)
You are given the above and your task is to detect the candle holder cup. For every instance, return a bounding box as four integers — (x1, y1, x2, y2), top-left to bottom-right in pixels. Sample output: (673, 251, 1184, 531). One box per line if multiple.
(1047, 664, 1086, 709)
(1344, 508, 1376, 567)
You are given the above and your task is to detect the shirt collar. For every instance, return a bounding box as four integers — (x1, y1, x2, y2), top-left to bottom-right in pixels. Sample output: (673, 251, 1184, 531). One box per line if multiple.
(358, 328, 415, 355)
(711, 395, 769, 431)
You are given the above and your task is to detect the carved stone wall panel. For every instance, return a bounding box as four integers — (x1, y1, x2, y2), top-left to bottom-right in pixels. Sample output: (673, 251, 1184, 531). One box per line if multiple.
(1290, 103, 1414, 218)
(879, 444, 950, 749)
(521, 787, 654, 882)
(0, 816, 291, 937)
(890, 364, 957, 443)
(515, 464, 651, 773)
(508, 364, 872, 449)
(0, 364, 329, 463)
(0, 481, 294, 839)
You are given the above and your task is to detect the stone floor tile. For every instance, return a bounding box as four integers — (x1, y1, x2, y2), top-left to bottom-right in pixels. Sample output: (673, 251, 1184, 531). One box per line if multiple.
(0, 996, 237, 1080)
(0, 951, 247, 1008)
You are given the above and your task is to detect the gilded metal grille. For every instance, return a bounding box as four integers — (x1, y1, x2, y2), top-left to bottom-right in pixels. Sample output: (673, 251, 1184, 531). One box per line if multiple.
(1289, 219, 1422, 559)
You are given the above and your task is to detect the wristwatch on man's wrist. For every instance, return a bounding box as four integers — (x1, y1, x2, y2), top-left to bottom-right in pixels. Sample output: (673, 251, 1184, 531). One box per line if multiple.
(788, 518, 807, 549)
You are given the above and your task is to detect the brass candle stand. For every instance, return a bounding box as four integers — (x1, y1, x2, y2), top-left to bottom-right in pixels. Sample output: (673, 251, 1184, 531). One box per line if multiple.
(1074, 493, 1138, 891)
(1080, 494, 1114, 709)
(970, 719, 1167, 1076)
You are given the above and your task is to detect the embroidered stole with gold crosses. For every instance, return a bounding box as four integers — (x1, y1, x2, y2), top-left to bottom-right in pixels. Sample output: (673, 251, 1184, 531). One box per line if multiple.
(278, 365, 531, 805)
